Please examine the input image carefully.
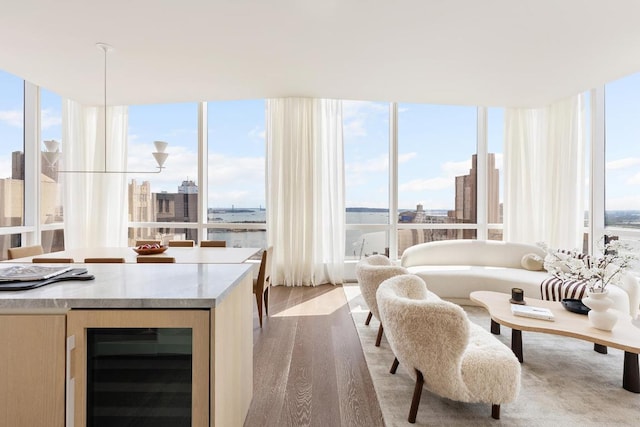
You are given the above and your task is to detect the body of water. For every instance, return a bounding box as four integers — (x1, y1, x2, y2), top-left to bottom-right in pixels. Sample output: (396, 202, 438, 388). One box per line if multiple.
(207, 209, 449, 258)
(206, 209, 640, 259)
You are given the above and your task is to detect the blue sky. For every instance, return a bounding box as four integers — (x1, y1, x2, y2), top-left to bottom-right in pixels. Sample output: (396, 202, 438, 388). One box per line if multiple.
(1, 68, 640, 212)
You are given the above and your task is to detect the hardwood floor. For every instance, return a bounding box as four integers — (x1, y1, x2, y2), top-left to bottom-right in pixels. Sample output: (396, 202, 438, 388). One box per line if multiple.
(244, 284, 384, 427)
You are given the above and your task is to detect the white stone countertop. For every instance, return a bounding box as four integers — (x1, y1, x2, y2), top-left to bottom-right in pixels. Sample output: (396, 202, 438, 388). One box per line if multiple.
(0, 263, 253, 311)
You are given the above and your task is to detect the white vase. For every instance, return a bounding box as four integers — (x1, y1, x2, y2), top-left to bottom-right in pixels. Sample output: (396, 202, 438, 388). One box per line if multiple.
(582, 289, 618, 331)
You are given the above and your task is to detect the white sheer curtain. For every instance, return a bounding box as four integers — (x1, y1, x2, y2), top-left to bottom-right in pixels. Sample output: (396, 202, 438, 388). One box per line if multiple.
(504, 94, 586, 250)
(266, 98, 345, 286)
(62, 99, 128, 248)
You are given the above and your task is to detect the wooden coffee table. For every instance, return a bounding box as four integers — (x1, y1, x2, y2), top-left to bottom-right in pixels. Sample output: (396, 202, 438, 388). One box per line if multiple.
(470, 290, 640, 393)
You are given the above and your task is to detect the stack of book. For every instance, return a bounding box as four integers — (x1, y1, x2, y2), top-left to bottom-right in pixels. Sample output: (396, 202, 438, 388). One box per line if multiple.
(0, 265, 72, 282)
(510, 304, 555, 321)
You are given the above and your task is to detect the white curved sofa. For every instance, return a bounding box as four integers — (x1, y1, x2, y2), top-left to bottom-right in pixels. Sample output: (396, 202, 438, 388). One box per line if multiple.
(400, 240, 639, 318)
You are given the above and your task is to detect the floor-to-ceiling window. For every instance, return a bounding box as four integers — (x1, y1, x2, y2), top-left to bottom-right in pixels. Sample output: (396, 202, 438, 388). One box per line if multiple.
(605, 74, 640, 228)
(0, 71, 25, 258)
(396, 103, 478, 257)
(207, 99, 266, 250)
(40, 88, 64, 252)
(604, 73, 640, 267)
(127, 102, 199, 245)
(343, 100, 390, 259)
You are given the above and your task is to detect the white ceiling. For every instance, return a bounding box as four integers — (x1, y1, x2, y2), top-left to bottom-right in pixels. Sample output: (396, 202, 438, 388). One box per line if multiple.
(2, 0, 640, 108)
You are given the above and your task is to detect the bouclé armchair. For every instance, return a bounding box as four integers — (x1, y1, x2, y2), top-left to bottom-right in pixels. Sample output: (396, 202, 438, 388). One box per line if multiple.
(355, 255, 408, 346)
(376, 274, 521, 422)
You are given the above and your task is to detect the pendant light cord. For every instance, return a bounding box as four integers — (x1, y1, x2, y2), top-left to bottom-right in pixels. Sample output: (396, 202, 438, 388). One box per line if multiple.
(103, 43, 108, 172)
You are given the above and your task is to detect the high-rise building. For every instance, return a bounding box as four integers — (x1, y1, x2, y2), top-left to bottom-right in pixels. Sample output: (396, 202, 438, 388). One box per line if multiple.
(11, 150, 58, 181)
(127, 179, 199, 244)
(1, 151, 64, 255)
(128, 179, 154, 223)
(396, 153, 501, 253)
(452, 153, 500, 239)
(128, 179, 154, 243)
(178, 180, 198, 194)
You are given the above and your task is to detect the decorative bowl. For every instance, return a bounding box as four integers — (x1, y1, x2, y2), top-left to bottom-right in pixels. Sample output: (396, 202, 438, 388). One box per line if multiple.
(133, 245, 168, 255)
(561, 298, 590, 315)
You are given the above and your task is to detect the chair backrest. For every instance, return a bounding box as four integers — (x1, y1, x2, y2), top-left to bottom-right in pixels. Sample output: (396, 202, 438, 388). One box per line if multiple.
(135, 240, 162, 246)
(168, 240, 195, 247)
(7, 245, 44, 260)
(377, 274, 470, 399)
(84, 257, 126, 263)
(32, 257, 74, 263)
(136, 256, 175, 263)
(254, 246, 273, 294)
(355, 254, 408, 320)
(200, 240, 226, 247)
(264, 246, 273, 286)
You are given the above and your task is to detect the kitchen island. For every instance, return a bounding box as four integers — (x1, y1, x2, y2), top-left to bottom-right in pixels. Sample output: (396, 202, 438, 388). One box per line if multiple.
(0, 263, 254, 427)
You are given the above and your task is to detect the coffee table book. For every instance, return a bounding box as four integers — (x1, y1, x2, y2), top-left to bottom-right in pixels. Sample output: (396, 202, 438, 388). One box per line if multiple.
(0, 265, 73, 282)
(510, 304, 555, 321)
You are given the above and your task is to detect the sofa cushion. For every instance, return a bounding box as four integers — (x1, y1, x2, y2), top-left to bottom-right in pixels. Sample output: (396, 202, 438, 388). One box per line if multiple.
(521, 253, 544, 271)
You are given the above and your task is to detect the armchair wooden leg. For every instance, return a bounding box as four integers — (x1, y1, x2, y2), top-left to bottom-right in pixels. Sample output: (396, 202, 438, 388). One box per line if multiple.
(255, 291, 263, 328)
(491, 404, 500, 419)
(390, 357, 399, 374)
(408, 370, 424, 423)
(375, 323, 384, 347)
(365, 311, 373, 325)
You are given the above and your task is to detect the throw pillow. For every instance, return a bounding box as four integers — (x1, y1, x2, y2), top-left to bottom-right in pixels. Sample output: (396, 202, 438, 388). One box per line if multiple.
(521, 253, 544, 271)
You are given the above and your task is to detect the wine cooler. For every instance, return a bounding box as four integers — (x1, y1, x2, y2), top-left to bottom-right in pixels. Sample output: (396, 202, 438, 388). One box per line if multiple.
(67, 310, 209, 427)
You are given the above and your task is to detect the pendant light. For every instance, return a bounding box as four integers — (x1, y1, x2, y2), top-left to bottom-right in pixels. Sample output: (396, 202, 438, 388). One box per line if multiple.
(44, 43, 169, 173)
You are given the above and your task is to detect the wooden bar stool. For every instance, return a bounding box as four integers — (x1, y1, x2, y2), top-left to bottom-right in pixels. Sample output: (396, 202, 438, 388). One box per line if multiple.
(135, 240, 162, 246)
(136, 256, 175, 263)
(7, 245, 44, 260)
(32, 258, 74, 263)
(168, 240, 195, 247)
(200, 240, 226, 247)
(84, 257, 126, 263)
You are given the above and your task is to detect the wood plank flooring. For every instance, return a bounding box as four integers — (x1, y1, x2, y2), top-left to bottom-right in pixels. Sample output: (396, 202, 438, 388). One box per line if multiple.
(244, 284, 384, 427)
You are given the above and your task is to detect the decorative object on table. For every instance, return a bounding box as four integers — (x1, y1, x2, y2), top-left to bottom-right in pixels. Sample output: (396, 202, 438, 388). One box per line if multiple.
(510, 287, 526, 305)
(133, 243, 168, 255)
(538, 238, 637, 331)
(581, 289, 618, 330)
(560, 298, 590, 315)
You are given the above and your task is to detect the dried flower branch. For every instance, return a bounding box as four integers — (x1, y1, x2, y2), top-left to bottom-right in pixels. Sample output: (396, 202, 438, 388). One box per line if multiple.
(537, 238, 637, 292)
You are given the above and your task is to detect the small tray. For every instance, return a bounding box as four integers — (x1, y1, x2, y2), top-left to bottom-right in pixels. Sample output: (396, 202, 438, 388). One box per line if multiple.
(561, 298, 590, 315)
(133, 246, 168, 255)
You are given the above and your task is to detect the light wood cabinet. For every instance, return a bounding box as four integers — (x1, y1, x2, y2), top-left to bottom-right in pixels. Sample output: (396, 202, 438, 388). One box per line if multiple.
(0, 314, 66, 427)
(212, 271, 254, 426)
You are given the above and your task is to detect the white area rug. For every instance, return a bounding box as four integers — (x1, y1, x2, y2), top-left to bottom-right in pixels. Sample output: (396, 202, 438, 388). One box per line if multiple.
(343, 284, 640, 426)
